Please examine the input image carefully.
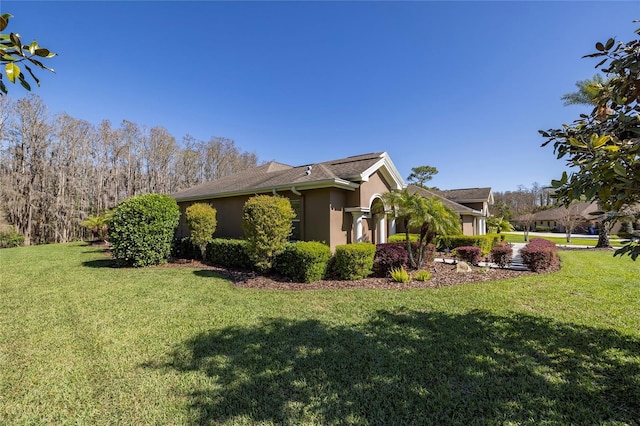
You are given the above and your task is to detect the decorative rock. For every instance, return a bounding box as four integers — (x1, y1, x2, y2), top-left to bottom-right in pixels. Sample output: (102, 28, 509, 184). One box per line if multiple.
(456, 261, 473, 273)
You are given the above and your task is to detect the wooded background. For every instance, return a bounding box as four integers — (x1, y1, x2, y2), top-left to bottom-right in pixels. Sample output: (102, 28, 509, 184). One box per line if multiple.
(0, 95, 258, 245)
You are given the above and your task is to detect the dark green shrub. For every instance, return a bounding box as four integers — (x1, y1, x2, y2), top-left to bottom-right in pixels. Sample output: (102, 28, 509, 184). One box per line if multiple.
(208, 238, 252, 269)
(535, 225, 553, 233)
(108, 194, 180, 267)
(185, 203, 217, 259)
(0, 228, 24, 248)
(454, 246, 482, 265)
(334, 243, 376, 280)
(242, 195, 295, 272)
(274, 241, 332, 283)
(171, 237, 200, 260)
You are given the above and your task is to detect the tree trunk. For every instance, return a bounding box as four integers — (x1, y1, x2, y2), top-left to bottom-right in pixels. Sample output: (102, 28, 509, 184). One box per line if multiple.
(596, 222, 611, 248)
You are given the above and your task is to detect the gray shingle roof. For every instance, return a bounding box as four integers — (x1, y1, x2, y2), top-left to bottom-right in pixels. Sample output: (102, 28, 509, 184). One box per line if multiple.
(435, 187, 493, 203)
(172, 152, 397, 201)
(407, 185, 482, 216)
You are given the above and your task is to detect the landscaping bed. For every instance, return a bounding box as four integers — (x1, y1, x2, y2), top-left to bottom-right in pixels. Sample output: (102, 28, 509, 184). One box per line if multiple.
(165, 257, 531, 290)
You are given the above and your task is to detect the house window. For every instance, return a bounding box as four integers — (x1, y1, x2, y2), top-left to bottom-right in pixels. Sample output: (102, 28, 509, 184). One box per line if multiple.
(290, 199, 301, 240)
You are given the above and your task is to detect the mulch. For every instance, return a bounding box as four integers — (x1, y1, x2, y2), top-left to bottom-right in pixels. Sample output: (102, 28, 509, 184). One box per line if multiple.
(164, 257, 533, 291)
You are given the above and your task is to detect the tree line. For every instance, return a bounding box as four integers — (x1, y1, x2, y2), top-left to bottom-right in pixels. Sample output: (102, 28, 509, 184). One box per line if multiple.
(0, 94, 259, 245)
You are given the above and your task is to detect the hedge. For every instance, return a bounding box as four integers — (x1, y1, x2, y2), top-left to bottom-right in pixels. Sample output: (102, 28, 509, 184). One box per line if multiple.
(208, 238, 252, 269)
(334, 243, 376, 280)
(274, 241, 332, 283)
(439, 234, 505, 255)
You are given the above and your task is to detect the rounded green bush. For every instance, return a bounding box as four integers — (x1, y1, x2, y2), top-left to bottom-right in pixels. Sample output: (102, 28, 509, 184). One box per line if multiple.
(109, 193, 180, 267)
(334, 243, 376, 280)
(242, 195, 295, 272)
(275, 241, 332, 283)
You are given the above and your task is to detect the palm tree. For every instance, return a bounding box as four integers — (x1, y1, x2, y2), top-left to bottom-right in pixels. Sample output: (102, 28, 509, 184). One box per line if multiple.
(487, 216, 514, 234)
(382, 189, 461, 268)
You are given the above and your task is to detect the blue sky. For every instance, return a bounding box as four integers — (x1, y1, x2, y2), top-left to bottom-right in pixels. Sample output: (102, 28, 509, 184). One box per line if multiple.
(3, 1, 639, 192)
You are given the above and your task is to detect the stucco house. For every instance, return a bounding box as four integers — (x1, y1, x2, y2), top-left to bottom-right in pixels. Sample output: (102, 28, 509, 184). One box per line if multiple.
(172, 152, 493, 250)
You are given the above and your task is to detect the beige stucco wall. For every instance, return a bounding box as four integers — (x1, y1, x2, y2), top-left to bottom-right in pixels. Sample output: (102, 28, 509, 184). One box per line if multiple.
(461, 215, 475, 236)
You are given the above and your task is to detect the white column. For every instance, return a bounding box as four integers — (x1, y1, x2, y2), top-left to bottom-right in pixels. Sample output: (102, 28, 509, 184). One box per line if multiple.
(377, 214, 386, 244)
(351, 212, 364, 243)
(388, 214, 396, 236)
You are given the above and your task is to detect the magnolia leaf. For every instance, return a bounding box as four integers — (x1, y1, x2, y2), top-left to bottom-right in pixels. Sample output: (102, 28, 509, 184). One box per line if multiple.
(34, 48, 52, 57)
(592, 134, 611, 149)
(603, 145, 620, 152)
(18, 74, 31, 91)
(595, 42, 605, 51)
(613, 162, 627, 176)
(9, 32, 21, 49)
(569, 137, 585, 148)
(24, 64, 40, 87)
(0, 15, 8, 32)
(29, 40, 38, 55)
(5, 62, 19, 83)
(0, 78, 6, 94)
(605, 38, 615, 50)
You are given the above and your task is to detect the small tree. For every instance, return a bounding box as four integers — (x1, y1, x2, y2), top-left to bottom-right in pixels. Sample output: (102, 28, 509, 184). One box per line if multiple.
(81, 210, 112, 242)
(487, 216, 514, 234)
(242, 195, 295, 272)
(556, 203, 582, 243)
(383, 189, 460, 269)
(109, 194, 180, 267)
(406, 165, 439, 189)
(185, 203, 217, 260)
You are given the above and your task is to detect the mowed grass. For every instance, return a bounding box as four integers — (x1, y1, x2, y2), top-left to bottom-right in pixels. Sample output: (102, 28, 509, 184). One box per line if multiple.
(1, 243, 639, 425)
(502, 232, 625, 247)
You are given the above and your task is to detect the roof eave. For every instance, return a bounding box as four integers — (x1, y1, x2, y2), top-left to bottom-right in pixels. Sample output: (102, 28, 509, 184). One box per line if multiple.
(173, 178, 359, 202)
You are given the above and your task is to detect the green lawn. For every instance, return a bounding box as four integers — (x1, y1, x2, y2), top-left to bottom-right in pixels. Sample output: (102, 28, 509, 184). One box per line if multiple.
(1, 243, 639, 425)
(502, 232, 625, 247)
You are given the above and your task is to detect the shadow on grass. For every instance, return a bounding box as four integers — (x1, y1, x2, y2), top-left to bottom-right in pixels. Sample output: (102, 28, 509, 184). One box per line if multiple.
(82, 258, 117, 268)
(149, 310, 640, 425)
(193, 270, 226, 279)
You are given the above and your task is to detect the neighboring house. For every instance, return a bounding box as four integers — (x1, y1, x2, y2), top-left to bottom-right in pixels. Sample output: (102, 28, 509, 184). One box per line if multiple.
(433, 187, 494, 235)
(172, 152, 493, 250)
(520, 202, 623, 235)
(406, 185, 489, 236)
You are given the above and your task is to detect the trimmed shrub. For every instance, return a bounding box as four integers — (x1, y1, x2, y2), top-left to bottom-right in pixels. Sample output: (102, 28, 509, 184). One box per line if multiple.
(520, 238, 559, 272)
(208, 238, 252, 269)
(109, 194, 180, 267)
(242, 195, 295, 272)
(0, 228, 24, 248)
(374, 243, 409, 277)
(334, 243, 376, 280)
(171, 236, 200, 260)
(388, 233, 419, 242)
(454, 246, 482, 265)
(185, 203, 217, 259)
(274, 241, 332, 283)
(490, 242, 513, 268)
(440, 235, 495, 255)
(390, 266, 411, 283)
